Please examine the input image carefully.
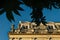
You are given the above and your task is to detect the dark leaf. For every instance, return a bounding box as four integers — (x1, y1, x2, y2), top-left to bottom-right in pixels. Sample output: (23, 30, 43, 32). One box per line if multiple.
(18, 1, 22, 4)
(6, 11, 15, 22)
(41, 16, 47, 26)
(0, 0, 24, 22)
(42, 21, 47, 26)
(13, 9, 21, 16)
(16, 6, 24, 11)
(0, 9, 5, 15)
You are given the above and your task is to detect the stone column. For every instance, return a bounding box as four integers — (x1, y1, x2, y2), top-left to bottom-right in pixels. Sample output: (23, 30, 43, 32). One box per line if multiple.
(27, 25, 29, 29)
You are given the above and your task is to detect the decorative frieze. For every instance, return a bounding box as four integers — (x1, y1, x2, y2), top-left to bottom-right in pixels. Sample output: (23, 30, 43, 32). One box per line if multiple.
(8, 21, 60, 40)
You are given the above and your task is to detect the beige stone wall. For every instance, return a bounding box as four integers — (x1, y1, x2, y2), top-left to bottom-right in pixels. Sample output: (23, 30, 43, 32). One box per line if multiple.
(9, 34, 60, 40)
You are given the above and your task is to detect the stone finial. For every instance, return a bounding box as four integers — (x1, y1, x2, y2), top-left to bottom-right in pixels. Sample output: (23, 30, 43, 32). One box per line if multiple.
(19, 21, 21, 23)
(11, 24, 15, 33)
(18, 24, 21, 29)
(16, 24, 21, 33)
(11, 24, 14, 29)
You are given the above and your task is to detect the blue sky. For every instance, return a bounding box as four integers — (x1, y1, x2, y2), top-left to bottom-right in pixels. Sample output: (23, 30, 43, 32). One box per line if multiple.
(0, 4, 60, 40)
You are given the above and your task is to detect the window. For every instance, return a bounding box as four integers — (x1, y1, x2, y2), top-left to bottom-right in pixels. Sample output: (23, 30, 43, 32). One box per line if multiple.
(22, 25, 25, 29)
(20, 25, 25, 33)
(12, 38, 15, 40)
(34, 38, 37, 40)
(58, 25, 60, 29)
(47, 25, 53, 33)
(49, 37, 52, 40)
(32, 25, 36, 28)
(19, 38, 22, 40)
(47, 26, 53, 30)
(25, 26, 28, 29)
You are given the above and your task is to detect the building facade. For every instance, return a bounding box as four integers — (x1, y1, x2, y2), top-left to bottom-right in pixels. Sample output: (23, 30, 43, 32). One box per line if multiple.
(8, 21, 60, 40)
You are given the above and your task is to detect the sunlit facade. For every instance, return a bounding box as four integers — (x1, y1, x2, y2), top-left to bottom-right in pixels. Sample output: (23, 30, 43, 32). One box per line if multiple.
(8, 21, 60, 40)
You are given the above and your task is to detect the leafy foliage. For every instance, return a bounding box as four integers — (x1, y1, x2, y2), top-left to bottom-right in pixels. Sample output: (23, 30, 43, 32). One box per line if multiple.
(0, 0, 23, 22)
(23, 0, 60, 9)
(0, 0, 60, 25)
(23, 0, 60, 25)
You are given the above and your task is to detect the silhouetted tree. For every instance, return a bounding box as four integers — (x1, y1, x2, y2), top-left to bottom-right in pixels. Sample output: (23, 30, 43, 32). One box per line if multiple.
(23, 0, 60, 25)
(0, 0, 23, 22)
(30, 8, 46, 25)
(0, 0, 60, 25)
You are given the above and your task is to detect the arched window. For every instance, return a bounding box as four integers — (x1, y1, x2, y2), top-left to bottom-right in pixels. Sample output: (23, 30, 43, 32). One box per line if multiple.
(19, 38, 22, 40)
(47, 25, 53, 33)
(32, 25, 36, 29)
(49, 37, 52, 40)
(47, 26, 53, 30)
(20, 25, 25, 33)
(34, 38, 37, 40)
(25, 26, 28, 29)
(22, 25, 25, 29)
(12, 38, 15, 40)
